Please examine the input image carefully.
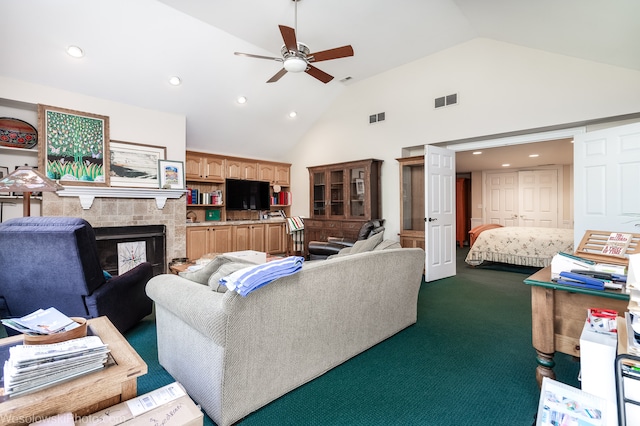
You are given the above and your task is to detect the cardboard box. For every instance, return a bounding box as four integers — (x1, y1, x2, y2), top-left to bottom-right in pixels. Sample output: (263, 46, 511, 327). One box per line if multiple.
(75, 382, 203, 426)
(579, 321, 618, 426)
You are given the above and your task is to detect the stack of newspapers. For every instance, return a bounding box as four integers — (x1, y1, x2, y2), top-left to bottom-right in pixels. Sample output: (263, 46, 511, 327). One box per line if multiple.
(2, 336, 110, 397)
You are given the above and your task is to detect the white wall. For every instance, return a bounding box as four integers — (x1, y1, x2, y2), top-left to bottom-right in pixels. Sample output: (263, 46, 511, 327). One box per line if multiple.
(288, 38, 640, 241)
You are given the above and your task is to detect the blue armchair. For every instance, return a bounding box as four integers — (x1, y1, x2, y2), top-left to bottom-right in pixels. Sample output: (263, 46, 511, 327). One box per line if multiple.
(0, 217, 153, 334)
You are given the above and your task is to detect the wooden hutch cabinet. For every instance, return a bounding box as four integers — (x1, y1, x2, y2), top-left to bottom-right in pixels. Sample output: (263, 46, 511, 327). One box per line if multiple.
(397, 156, 425, 250)
(305, 159, 382, 254)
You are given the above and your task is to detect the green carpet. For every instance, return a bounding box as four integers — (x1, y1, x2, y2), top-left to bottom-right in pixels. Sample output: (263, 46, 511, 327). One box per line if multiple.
(125, 248, 581, 425)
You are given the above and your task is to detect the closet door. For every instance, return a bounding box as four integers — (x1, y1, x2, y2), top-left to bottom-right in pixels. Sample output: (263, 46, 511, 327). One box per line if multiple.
(484, 169, 559, 227)
(518, 170, 558, 227)
(485, 172, 519, 226)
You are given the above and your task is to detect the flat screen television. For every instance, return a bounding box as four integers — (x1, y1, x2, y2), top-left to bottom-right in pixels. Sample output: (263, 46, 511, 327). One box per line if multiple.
(225, 178, 270, 211)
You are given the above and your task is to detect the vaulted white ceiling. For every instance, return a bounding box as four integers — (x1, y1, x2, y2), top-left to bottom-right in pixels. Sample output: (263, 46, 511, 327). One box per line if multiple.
(1, 0, 638, 162)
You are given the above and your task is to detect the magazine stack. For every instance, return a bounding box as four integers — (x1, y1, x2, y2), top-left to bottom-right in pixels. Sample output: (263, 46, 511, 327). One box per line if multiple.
(2, 335, 109, 397)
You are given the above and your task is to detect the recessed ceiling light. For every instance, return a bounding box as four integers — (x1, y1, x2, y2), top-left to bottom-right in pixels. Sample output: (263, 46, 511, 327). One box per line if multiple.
(502, 163, 510, 167)
(237, 96, 247, 104)
(66, 45, 84, 58)
(472, 151, 482, 155)
(288, 111, 297, 118)
(168, 76, 182, 86)
(529, 154, 539, 158)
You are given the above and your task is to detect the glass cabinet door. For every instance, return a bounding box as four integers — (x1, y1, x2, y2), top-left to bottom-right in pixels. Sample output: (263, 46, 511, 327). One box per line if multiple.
(348, 166, 366, 218)
(401, 160, 425, 233)
(329, 170, 344, 216)
(312, 171, 326, 217)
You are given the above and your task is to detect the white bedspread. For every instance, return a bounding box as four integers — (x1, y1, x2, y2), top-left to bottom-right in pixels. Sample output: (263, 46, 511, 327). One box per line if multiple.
(465, 226, 574, 268)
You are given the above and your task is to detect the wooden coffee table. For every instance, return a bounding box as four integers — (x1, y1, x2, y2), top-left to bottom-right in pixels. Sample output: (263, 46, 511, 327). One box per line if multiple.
(0, 316, 147, 425)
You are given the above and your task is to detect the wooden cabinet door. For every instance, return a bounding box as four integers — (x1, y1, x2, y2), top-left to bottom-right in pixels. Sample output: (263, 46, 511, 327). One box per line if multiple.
(204, 157, 225, 181)
(244, 162, 258, 180)
(251, 224, 265, 252)
(265, 222, 285, 254)
(233, 224, 264, 251)
(227, 160, 258, 180)
(234, 224, 251, 251)
(275, 166, 290, 185)
(186, 227, 210, 260)
(210, 226, 233, 253)
(185, 154, 203, 180)
(258, 164, 275, 182)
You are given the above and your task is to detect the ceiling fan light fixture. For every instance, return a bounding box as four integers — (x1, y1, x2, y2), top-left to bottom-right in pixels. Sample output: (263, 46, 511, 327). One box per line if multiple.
(283, 57, 307, 73)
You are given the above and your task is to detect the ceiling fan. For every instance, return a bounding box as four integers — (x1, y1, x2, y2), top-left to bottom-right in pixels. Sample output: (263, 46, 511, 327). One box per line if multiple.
(234, 0, 354, 84)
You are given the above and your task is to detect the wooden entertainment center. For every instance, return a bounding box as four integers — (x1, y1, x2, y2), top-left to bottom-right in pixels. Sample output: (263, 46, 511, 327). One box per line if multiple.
(184, 151, 291, 260)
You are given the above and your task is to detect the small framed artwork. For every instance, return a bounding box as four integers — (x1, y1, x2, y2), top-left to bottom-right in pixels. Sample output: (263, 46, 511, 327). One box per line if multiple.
(109, 141, 166, 188)
(158, 159, 185, 190)
(38, 104, 110, 186)
(0, 166, 10, 196)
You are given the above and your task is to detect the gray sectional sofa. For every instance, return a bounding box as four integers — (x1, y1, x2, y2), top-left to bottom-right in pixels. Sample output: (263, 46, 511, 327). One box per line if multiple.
(146, 245, 425, 426)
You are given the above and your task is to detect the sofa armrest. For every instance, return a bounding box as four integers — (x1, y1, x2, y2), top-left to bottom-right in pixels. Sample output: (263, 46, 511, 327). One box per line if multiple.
(146, 275, 229, 346)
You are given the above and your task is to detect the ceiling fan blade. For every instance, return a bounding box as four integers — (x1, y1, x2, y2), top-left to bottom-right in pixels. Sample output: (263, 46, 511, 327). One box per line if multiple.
(309, 45, 354, 62)
(305, 65, 334, 84)
(267, 68, 288, 83)
(234, 52, 283, 62)
(279, 25, 298, 53)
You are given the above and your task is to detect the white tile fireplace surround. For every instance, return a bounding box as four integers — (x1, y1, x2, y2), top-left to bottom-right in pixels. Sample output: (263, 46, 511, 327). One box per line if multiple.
(42, 189, 187, 269)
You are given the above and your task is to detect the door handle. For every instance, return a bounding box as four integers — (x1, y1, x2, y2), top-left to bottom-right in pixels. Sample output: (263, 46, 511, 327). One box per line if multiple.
(427, 218, 437, 222)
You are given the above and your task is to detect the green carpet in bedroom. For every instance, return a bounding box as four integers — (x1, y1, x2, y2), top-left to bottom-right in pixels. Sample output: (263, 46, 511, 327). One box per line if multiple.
(125, 248, 581, 425)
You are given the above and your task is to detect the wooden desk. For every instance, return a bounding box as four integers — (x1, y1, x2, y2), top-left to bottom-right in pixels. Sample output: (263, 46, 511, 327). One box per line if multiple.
(0, 316, 147, 425)
(524, 267, 629, 387)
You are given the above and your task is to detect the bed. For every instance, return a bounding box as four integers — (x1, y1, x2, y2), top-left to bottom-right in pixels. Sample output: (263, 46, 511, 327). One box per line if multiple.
(465, 225, 574, 268)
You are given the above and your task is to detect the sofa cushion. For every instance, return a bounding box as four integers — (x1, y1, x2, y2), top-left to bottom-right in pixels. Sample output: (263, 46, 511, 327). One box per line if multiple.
(328, 231, 385, 259)
(208, 262, 256, 292)
(179, 256, 234, 284)
(374, 240, 402, 251)
(351, 230, 384, 254)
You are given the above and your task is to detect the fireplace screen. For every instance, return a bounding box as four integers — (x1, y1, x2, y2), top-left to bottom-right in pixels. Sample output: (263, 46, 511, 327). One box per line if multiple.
(94, 225, 166, 277)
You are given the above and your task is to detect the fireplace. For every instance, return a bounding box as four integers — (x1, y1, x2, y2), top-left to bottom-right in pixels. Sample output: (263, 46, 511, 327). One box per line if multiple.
(94, 225, 166, 277)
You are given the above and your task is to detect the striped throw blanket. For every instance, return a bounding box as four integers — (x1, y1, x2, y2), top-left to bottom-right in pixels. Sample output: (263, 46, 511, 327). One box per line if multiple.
(220, 256, 304, 296)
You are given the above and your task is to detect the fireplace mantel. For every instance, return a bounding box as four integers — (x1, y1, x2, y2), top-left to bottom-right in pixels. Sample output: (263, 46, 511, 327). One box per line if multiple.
(56, 186, 186, 209)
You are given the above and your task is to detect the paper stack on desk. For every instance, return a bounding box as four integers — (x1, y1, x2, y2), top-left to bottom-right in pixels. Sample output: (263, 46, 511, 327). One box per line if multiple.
(550, 252, 627, 290)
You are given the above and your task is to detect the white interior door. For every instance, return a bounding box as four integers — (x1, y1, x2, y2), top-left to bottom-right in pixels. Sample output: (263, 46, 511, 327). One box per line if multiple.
(485, 172, 519, 225)
(574, 122, 640, 247)
(424, 145, 456, 282)
(518, 170, 558, 227)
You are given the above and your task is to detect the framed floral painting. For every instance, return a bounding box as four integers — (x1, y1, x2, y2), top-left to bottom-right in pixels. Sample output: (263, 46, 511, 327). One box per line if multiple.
(38, 104, 110, 186)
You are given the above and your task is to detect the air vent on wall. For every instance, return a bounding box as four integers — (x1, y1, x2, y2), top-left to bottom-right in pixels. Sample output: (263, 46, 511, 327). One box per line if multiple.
(369, 112, 386, 124)
(434, 93, 458, 109)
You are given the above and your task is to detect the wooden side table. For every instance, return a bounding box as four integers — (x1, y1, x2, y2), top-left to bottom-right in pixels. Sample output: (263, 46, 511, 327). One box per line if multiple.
(523, 267, 629, 387)
(0, 316, 147, 425)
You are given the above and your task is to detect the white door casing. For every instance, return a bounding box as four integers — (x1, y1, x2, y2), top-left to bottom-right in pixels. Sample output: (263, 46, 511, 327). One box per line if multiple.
(574, 122, 640, 247)
(424, 145, 456, 282)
